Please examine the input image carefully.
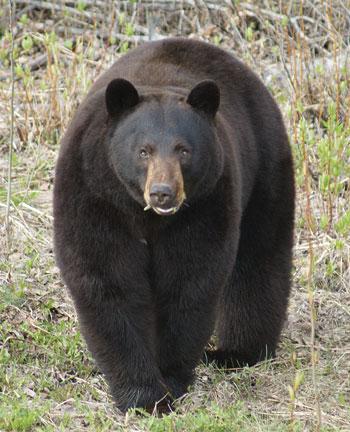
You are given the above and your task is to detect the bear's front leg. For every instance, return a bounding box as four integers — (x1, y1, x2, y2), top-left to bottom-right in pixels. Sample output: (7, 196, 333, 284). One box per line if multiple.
(152, 211, 238, 399)
(55, 207, 171, 412)
(75, 294, 170, 412)
(156, 291, 218, 399)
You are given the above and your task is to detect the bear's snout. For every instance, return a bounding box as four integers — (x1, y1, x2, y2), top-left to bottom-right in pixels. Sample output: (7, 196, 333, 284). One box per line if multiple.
(143, 156, 186, 216)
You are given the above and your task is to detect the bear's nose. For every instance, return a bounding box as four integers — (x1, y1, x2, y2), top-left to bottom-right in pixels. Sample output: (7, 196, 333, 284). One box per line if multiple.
(149, 183, 174, 207)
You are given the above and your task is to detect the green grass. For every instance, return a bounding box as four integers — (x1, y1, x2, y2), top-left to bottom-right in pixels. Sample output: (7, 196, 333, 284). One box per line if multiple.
(140, 403, 299, 432)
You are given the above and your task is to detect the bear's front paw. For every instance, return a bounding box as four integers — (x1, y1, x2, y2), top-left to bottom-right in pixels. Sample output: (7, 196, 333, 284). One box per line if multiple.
(112, 383, 172, 414)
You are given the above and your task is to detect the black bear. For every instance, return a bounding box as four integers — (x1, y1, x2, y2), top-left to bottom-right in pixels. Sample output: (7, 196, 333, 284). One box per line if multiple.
(53, 38, 294, 412)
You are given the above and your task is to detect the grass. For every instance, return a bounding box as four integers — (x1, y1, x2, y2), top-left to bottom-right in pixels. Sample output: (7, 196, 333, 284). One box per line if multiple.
(0, 0, 349, 430)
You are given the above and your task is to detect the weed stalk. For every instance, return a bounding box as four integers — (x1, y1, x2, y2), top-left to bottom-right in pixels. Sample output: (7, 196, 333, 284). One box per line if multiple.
(6, 0, 15, 254)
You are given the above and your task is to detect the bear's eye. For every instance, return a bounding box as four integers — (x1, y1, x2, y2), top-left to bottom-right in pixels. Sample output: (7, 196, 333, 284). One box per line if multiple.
(139, 149, 150, 159)
(176, 145, 190, 157)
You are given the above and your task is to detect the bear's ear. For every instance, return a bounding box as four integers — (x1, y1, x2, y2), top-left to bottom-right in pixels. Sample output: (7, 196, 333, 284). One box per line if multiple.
(187, 80, 220, 118)
(105, 78, 139, 116)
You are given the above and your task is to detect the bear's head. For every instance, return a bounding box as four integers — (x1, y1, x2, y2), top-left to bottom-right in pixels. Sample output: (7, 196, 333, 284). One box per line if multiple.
(105, 78, 223, 216)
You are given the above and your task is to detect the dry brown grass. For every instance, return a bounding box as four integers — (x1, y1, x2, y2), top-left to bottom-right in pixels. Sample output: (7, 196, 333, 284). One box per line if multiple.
(0, 1, 349, 431)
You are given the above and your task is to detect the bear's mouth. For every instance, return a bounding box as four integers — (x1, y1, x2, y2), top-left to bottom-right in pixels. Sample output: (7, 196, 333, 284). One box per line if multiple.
(153, 206, 179, 216)
(143, 204, 180, 216)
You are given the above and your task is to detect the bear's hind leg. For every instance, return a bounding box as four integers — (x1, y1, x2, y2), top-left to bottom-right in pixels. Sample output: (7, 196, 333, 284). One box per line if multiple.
(207, 256, 291, 368)
(208, 176, 294, 368)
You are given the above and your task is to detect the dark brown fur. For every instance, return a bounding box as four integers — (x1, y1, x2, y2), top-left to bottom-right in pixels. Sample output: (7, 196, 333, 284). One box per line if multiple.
(53, 38, 295, 412)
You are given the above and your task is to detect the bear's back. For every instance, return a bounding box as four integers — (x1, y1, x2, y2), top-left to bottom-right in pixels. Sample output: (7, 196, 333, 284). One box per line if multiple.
(88, 38, 262, 106)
